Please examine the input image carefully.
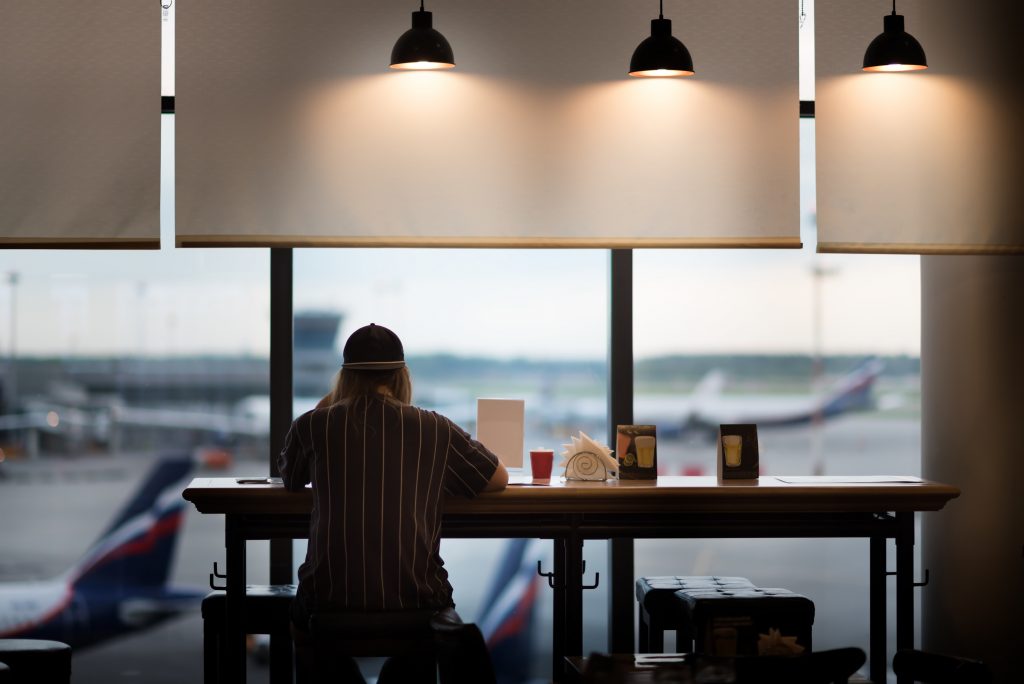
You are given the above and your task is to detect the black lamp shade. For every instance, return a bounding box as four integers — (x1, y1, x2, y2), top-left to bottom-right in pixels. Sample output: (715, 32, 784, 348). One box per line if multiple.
(390, 10, 455, 70)
(629, 18, 694, 77)
(863, 14, 927, 72)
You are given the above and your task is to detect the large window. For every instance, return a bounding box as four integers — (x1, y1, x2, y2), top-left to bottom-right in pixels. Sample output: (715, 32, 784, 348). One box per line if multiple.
(0, 244, 269, 682)
(632, 118, 921, 670)
(292, 248, 610, 678)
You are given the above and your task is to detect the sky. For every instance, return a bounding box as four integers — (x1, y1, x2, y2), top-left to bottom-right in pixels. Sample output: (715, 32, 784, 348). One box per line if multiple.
(0, 2, 921, 361)
(0, 219, 921, 364)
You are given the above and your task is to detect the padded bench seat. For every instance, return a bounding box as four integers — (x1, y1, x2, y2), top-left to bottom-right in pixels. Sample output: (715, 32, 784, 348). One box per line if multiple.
(635, 576, 814, 656)
(675, 585, 815, 657)
(635, 576, 755, 652)
(0, 639, 72, 684)
(201, 584, 297, 684)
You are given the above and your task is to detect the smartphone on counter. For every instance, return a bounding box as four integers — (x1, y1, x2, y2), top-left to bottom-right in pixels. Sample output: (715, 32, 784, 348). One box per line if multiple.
(235, 477, 283, 485)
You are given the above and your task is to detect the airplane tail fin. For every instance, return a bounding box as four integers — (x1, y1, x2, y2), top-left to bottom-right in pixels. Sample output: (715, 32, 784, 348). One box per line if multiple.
(821, 357, 885, 416)
(692, 369, 726, 402)
(68, 455, 195, 590)
(477, 539, 541, 684)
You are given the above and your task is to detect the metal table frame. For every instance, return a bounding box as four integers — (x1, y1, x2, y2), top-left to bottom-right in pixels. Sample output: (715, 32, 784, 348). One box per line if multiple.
(184, 477, 956, 684)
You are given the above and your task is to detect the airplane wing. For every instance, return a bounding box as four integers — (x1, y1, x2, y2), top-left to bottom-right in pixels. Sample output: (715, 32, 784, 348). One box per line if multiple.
(0, 407, 97, 434)
(113, 406, 267, 437)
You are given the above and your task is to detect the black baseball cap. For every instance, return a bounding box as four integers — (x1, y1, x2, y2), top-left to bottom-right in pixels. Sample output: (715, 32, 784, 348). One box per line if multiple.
(342, 323, 406, 370)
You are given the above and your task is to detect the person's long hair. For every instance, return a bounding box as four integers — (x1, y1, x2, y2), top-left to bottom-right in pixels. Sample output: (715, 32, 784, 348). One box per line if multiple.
(327, 367, 412, 406)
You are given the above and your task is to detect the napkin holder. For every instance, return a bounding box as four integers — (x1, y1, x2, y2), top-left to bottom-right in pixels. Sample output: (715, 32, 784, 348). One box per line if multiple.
(564, 450, 613, 481)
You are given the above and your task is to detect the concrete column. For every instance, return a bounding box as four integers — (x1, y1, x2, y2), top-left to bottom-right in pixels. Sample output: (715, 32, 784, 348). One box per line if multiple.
(921, 255, 1024, 682)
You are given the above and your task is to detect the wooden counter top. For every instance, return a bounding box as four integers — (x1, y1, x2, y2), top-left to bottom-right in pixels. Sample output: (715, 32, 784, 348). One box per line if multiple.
(183, 475, 959, 516)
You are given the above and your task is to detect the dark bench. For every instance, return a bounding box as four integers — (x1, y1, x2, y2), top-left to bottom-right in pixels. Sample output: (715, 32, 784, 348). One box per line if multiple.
(0, 639, 72, 684)
(675, 584, 814, 656)
(635, 576, 755, 652)
(201, 584, 297, 684)
(635, 576, 814, 656)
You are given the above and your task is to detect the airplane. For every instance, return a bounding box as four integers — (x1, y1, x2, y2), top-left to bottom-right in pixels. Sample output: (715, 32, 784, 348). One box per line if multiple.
(469, 357, 888, 444)
(661, 356, 886, 439)
(0, 456, 205, 648)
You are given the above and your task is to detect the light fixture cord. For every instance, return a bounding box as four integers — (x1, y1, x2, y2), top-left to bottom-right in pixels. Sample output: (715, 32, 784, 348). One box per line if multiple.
(420, 1, 425, 12)
(892, 0, 897, 16)
(659, 1, 664, 20)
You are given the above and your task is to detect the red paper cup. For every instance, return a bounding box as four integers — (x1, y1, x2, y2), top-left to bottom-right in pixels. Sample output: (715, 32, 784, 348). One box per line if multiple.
(529, 449, 554, 481)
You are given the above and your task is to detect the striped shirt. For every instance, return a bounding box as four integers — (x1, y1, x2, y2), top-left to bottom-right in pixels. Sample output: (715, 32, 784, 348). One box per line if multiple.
(278, 393, 500, 612)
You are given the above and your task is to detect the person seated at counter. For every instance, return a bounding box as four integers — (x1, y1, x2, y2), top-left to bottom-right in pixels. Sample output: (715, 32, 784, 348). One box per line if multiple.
(277, 323, 508, 683)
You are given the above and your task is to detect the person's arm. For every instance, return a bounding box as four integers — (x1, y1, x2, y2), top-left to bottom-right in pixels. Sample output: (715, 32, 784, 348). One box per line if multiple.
(482, 459, 509, 492)
(277, 414, 312, 492)
(442, 415, 506, 496)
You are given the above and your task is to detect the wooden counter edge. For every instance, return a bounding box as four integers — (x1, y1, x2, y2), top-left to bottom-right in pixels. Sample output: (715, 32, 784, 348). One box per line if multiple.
(182, 478, 961, 515)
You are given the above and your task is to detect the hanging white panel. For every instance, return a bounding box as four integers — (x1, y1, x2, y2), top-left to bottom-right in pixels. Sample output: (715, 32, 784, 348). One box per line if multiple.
(0, 1, 160, 248)
(177, 1, 799, 248)
(816, 0, 1024, 254)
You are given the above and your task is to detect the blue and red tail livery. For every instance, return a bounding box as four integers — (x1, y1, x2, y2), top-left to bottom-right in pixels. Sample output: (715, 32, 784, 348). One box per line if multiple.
(0, 456, 203, 648)
(477, 538, 542, 684)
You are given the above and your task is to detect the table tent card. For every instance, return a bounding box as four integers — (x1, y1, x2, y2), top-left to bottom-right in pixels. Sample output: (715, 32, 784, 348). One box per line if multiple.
(717, 424, 759, 481)
(616, 425, 658, 480)
(476, 398, 525, 468)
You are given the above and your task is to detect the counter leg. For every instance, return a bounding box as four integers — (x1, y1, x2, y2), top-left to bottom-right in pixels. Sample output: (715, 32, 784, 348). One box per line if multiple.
(565, 535, 584, 659)
(869, 534, 886, 684)
(895, 512, 915, 684)
(225, 517, 247, 684)
(608, 538, 635, 654)
(269, 538, 293, 684)
(553, 538, 565, 683)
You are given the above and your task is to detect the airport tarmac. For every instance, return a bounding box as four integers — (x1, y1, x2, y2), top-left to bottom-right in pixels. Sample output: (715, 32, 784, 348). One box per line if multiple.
(0, 412, 922, 683)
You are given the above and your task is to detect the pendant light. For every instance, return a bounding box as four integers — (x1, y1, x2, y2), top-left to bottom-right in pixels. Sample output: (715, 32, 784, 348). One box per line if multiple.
(390, 1, 455, 71)
(629, 0, 694, 78)
(863, 1, 928, 72)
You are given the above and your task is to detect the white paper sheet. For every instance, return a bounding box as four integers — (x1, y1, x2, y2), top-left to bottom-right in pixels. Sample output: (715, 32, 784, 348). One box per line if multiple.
(774, 476, 923, 484)
(476, 399, 525, 468)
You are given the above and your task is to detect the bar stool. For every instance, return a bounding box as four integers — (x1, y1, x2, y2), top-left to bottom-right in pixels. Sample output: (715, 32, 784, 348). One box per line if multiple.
(201, 584, 297, 684)
(301, 607, 495, 684)
(305, 608, 439, 679)
(635, 576, 755, 652)
(0, 662, 11, 683)
(0, 639, 72, 684)
(674, 585, 815, 656)
(431, 616, 496, 684)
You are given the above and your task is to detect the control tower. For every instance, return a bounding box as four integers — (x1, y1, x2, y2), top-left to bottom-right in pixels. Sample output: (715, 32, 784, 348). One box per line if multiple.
(294, 311, 344, 397)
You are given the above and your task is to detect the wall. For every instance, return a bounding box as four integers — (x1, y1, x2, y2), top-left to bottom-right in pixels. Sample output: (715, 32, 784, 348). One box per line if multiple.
(921, 255, 1024, 682)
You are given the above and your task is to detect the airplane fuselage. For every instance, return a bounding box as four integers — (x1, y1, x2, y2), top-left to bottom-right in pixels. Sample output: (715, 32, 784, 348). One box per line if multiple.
(0, 579, 200, 649)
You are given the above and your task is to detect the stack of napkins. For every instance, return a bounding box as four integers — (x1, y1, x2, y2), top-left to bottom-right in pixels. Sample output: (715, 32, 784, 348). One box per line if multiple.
(559, 431, 618, 480)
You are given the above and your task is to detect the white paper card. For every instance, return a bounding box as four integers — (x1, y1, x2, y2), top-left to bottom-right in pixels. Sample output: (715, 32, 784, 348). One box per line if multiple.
(476, 398, 525, 468)
(774, 476, 923, 484)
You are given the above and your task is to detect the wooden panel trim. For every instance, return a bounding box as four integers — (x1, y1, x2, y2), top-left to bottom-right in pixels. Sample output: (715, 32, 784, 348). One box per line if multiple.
(819, 242, 1024, 255)
(0, 238, 160, 250)
(177, 236, 803, 249)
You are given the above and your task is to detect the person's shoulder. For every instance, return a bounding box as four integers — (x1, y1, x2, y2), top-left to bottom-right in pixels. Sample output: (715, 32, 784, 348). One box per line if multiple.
(406, 404, 456, 427)
(288, 408, 314, 428)
(294, 404, 337, 424)
(405, 403, 439, 419)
